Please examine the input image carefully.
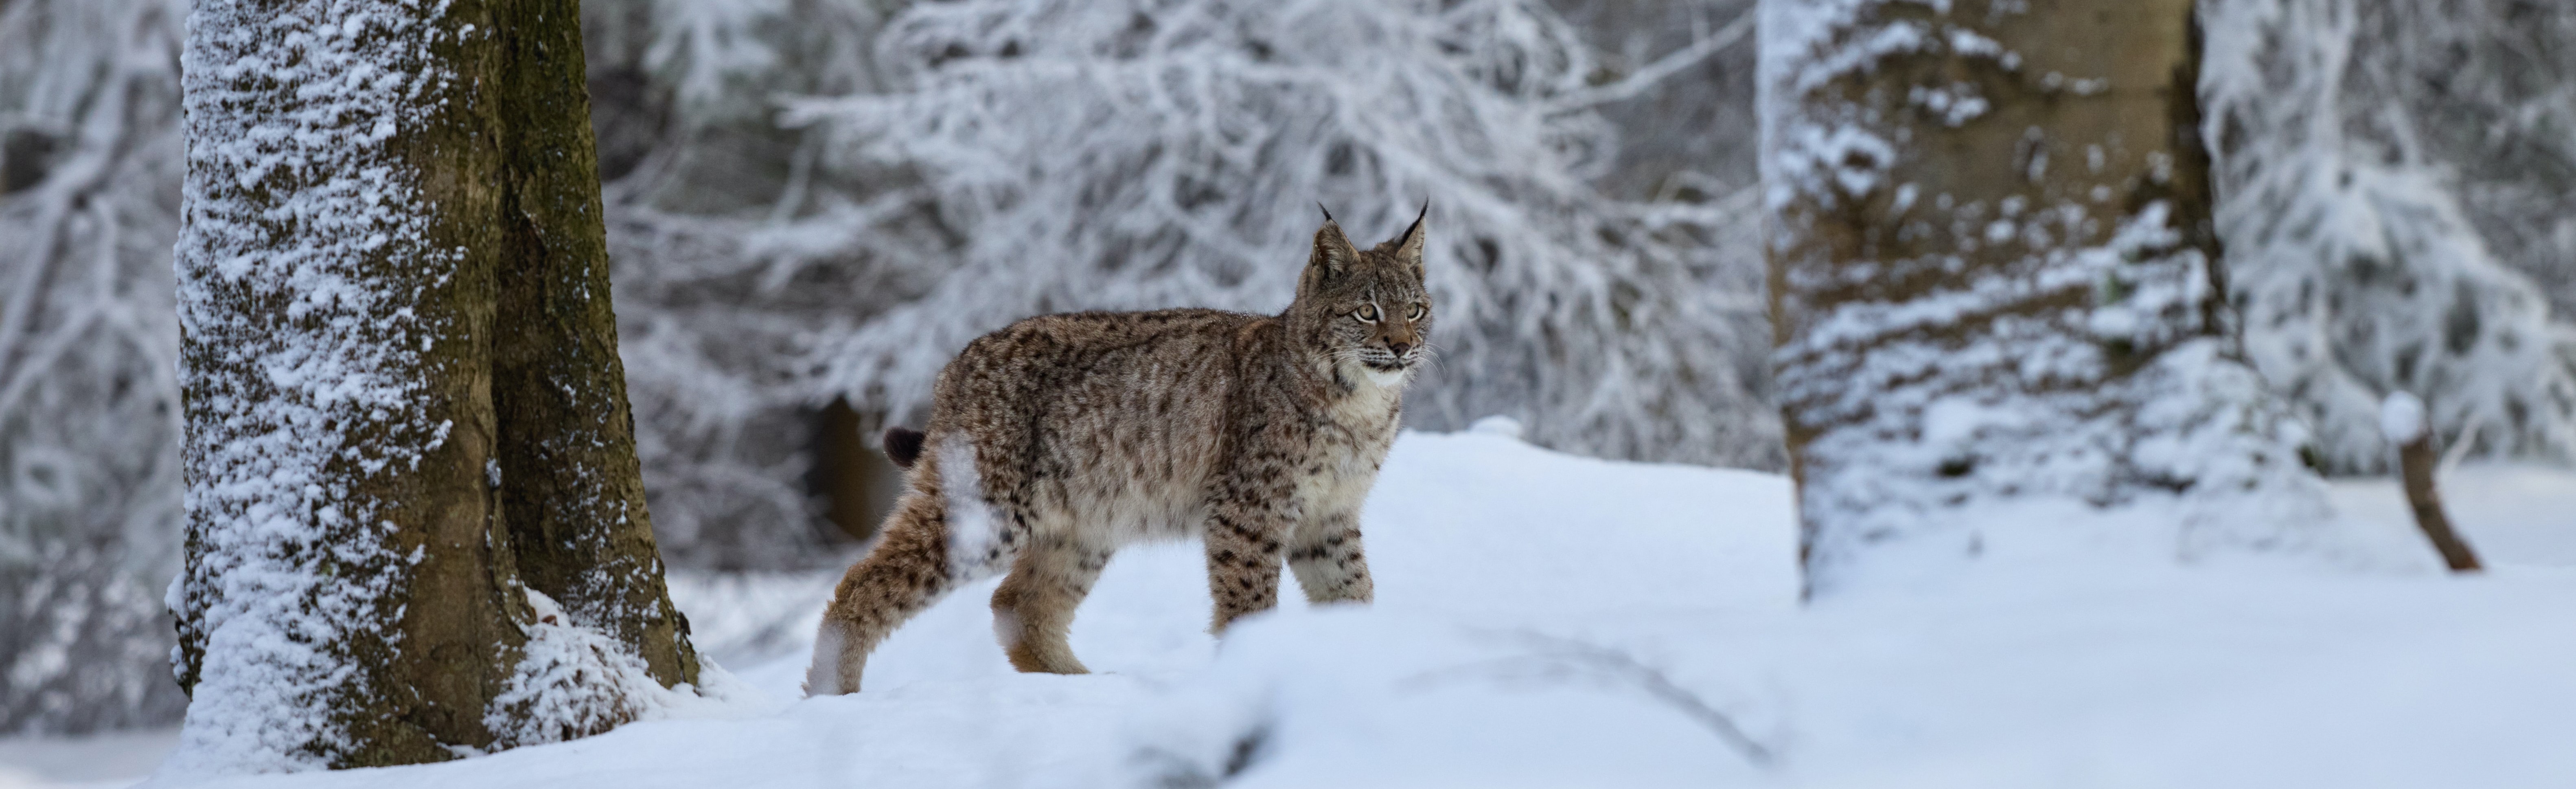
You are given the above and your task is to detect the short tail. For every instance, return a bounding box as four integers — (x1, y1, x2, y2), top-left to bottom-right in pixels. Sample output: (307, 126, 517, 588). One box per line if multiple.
(804, 616, 863, 696)
(883, 427, 925, 468)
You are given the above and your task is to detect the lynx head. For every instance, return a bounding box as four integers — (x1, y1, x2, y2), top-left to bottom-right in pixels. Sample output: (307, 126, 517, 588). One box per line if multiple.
(1290, 204, 1432, 389)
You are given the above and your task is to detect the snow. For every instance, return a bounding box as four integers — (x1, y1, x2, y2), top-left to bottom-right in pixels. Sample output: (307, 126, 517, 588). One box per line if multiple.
(0, 428, 2559, 788)
(2380, 392, 2426, 444)
(0, 728, 179, 789)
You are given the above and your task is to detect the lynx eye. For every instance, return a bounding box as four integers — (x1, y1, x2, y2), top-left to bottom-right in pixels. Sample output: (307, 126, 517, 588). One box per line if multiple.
(1406, 303, 1427, 321)
(1354, 304, 1380, 323)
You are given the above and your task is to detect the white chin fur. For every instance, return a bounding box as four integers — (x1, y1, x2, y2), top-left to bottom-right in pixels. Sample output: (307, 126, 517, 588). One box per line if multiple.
(1362, 365, 1408, 388)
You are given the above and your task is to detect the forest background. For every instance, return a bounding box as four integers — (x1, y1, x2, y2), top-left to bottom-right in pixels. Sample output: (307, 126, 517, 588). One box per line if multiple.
(4, 0, 2574, 734)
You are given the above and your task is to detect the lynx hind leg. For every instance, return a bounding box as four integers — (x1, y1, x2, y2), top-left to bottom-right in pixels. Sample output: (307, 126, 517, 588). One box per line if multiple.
(990, 538, 1111, 675)
(807, 492, 954, 695)
(806, 441, 1025, 695)
(1288, 511, 1373, 605)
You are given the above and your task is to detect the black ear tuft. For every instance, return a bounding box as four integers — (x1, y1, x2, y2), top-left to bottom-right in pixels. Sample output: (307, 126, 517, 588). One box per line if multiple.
(883, 427, 925, 469)
(1395, 201, 1428, 269)
(1319, 202, 1336, 225)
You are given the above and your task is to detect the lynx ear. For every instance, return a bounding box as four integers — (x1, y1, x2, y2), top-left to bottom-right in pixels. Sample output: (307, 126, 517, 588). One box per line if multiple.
(1310, 208, 1359, 279)
(1394, 201, 1428, 275)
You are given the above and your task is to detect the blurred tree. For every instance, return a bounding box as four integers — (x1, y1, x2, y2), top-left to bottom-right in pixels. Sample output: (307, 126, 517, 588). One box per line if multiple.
(1762, 0, 2336, 592)
(579, 0, 914, 572)
(2204, 0, 2576, 474)
(168, 0, 696, 769)
(0, 0, 190, 735)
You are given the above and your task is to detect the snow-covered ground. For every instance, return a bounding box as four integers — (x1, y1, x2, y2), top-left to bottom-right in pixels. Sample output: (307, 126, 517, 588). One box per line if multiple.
(9, 426, 2575, 788)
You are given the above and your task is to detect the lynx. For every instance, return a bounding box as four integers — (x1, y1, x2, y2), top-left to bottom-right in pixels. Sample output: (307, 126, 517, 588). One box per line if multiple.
(805, 208, 1431, 694)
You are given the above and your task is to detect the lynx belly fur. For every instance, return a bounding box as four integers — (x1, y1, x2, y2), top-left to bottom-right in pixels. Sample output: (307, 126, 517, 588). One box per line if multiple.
(806, 209, 1433, 694)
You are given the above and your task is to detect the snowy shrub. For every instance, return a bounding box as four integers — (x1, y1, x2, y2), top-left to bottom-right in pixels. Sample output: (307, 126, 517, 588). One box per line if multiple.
(2204, 0, 2576, 473)
(782, 0, 1779, 469)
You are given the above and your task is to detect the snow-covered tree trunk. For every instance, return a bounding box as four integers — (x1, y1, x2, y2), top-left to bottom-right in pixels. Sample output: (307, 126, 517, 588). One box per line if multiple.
(1760, 0, 2335, 593)
(171, 0, 697, 771)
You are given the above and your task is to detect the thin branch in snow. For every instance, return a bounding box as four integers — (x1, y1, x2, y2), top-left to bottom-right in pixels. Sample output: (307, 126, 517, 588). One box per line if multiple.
(1408, 631, 1776, 767)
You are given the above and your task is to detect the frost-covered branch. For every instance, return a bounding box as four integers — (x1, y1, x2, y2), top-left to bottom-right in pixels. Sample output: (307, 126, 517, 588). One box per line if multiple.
(1544, 6, 1755, 114)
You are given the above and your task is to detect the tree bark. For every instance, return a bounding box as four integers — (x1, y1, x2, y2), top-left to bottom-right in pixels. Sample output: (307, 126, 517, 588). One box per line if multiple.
(1761, 0, 2326, 593)
(172, 0, 694, 771)
(483, 0, 699, 687)
(2396, 435, 2482, 572)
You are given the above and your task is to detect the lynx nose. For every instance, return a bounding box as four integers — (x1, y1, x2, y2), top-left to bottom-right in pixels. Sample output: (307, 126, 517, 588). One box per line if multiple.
(1387, 341, 1411, 357)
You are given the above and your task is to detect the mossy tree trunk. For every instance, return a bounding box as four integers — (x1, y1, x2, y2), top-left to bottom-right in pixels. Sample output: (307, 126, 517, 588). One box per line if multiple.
(482, 0, 699, 688)
(172, 0, 695, 771)
(1761, 0, 2326, 593)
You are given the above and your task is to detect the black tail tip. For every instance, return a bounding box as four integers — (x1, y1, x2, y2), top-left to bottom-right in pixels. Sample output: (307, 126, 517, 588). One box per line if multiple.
(883, 427, 925, 469)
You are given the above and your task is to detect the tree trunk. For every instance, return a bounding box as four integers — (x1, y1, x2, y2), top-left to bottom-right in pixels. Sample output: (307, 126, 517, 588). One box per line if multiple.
(1759, 0, 2330, 594)
(2396, 433, 2481, 572)
(171, 0, 696, 771)
(815, 398, 900, 544)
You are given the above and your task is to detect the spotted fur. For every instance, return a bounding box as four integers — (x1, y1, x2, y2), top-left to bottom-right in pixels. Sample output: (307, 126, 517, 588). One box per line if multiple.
(805, 209, 1432, 694)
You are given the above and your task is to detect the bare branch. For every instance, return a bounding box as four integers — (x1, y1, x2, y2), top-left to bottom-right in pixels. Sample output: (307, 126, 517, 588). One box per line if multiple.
(1544, 7, 1753, 114)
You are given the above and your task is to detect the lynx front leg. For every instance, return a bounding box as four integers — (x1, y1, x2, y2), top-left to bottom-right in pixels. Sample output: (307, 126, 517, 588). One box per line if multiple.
(991, 538, 1110, 674)
(1204, 491, 1295, 635)
(1288, 509, 1373, 604)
